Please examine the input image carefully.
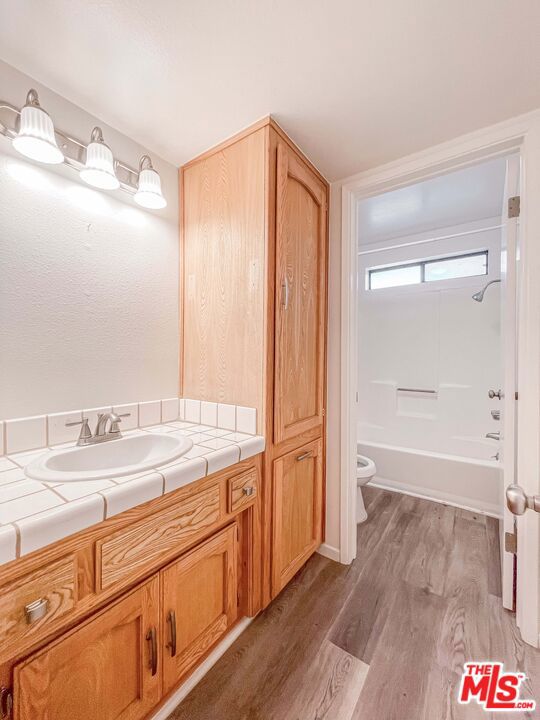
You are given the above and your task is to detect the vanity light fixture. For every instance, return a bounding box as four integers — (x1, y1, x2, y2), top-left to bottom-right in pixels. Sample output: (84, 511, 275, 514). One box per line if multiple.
(0, 89, 168, 211)
(134, 155, 167, 209)
(12, 89, 64, 165)
(79, 127, 120, 190)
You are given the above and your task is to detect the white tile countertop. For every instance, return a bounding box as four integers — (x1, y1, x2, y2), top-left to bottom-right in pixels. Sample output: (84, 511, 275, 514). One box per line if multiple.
(0, 420, 265, 565)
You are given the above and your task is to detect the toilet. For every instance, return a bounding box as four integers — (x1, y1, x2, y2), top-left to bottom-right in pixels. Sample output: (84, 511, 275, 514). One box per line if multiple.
(356, 453, 376, 523)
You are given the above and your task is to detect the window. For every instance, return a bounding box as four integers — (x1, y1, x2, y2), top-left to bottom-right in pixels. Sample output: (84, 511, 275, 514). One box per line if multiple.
(367, 250, 488, 290)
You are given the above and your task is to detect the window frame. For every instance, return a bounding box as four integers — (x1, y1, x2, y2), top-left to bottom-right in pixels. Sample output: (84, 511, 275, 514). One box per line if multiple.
(367, 249, 489, 290)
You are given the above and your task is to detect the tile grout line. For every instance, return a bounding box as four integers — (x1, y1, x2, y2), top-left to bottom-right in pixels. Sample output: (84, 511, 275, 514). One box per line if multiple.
(12, 521, 22, 558)
(97, 491, 108, 520)
(0, 486, 63, 505)
(48, 486, 70, 503)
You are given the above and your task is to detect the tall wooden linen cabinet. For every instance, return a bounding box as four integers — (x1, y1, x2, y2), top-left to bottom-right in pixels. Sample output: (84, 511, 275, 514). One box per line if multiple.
(180, 117, 328, 607)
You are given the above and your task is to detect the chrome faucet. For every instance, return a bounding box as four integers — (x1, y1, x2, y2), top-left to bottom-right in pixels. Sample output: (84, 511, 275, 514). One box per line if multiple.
(66, 412, 130, 446)
(486, 431, 501, 440)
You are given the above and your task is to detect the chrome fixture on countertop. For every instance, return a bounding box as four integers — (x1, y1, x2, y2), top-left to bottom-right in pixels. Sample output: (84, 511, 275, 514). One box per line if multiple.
(472, 278, 501, 302)
(66, 411, 130, 446)
(491, 409, 501, 421)
(488, 388, 503, 399)
(485, 431, 501, 440)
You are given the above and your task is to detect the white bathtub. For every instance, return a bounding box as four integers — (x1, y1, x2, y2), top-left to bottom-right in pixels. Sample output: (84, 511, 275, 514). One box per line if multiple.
(358, 440, 501, 516)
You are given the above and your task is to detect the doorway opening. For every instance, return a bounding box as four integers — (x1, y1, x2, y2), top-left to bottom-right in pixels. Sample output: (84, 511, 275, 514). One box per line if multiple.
(354, 155, 519, 610)
(339, 116, 540, 648)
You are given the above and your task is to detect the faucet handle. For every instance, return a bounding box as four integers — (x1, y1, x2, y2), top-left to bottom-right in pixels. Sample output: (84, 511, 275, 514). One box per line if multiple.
(65, 417, 89, 428)
(65, 417, 92, 444)
(110, 412, 130, 434)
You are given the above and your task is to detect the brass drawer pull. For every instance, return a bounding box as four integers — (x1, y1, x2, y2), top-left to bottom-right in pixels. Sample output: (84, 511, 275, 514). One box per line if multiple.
(242, 486, 255, 497)
(146, 627, 158, 676)
(25, 598, 49, 625)
(166, 609, 177, 657)
(296, 451, 313, 461)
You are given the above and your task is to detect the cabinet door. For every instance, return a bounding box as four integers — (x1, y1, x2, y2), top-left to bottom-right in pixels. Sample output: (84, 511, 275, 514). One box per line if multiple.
(14, 577, 160, 720)
(272, 439, 323, 594)
(161, 525, 238, 693)
(274, 142, 327, 444)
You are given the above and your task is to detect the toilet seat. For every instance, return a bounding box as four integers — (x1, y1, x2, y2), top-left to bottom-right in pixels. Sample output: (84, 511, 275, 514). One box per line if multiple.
(357, 454, 376, 480)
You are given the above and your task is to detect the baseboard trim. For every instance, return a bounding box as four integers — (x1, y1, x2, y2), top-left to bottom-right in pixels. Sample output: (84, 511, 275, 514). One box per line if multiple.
(317, 542, 341, 562)
(149, 617, 253, 720)
(370, 478, 501, 518)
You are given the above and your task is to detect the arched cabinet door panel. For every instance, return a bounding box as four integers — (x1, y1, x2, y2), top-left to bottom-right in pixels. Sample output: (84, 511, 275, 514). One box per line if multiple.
(274, 142, 327, 445)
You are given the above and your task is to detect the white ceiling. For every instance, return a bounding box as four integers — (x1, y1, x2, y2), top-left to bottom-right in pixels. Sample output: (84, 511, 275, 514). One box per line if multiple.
(1, 1, 539, 181)
(357, 157, 507, 245)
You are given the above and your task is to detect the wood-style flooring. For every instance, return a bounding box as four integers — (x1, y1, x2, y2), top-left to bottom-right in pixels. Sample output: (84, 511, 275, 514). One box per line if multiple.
(168, 487, 540, 720)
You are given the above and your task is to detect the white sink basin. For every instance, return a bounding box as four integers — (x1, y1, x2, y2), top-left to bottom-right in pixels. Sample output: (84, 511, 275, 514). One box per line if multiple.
(25, 434, 193, 482)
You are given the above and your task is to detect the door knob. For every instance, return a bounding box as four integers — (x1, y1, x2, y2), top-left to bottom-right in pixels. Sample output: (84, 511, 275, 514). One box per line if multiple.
(506, 484, 540, 515)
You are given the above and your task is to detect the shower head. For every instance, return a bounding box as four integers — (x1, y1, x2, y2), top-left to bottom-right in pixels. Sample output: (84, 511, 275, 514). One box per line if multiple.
(472, 278, 501, 302)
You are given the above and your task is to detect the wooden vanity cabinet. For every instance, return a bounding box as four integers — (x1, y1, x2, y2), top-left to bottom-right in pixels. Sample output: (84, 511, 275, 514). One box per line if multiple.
(13, 577, 161, 720)
(10, 525, 240, 720)
(180, 117, 329, 604)
(161, 524, 237, 694)
(0, 459, 261, 720)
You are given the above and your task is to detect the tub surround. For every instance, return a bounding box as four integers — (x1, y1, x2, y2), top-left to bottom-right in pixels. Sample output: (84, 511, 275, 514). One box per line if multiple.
(0, 398, 263, 564)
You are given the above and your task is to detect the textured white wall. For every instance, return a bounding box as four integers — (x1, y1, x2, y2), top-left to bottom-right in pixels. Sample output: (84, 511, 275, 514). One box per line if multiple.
(0, 61, 179, 419)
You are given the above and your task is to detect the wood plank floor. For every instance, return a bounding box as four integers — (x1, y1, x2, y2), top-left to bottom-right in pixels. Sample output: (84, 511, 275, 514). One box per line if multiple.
(168, 487, 540, 720)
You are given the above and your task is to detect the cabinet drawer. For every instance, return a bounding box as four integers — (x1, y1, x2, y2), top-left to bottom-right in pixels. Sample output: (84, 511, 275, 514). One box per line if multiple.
(0, 555, 77, 654)
(97, 484, 221, 591)
(228, 469, 258, 513)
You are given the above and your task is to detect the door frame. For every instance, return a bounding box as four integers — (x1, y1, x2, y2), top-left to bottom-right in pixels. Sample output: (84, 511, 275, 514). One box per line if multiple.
(340, 109, 540, 647)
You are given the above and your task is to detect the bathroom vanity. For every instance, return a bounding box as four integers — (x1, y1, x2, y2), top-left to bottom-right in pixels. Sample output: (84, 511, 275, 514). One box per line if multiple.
(0, 425, 263, 720)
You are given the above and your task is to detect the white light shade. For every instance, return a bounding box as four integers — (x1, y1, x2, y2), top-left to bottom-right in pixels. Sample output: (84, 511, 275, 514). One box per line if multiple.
(134, 167, 167, 209)
(12, 101, 64, 165)
(80, 136, 119, 190)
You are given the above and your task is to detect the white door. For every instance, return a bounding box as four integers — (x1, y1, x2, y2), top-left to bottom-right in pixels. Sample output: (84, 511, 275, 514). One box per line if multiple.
(500, 153, 520, 610)
(502, 150, 540, 648)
